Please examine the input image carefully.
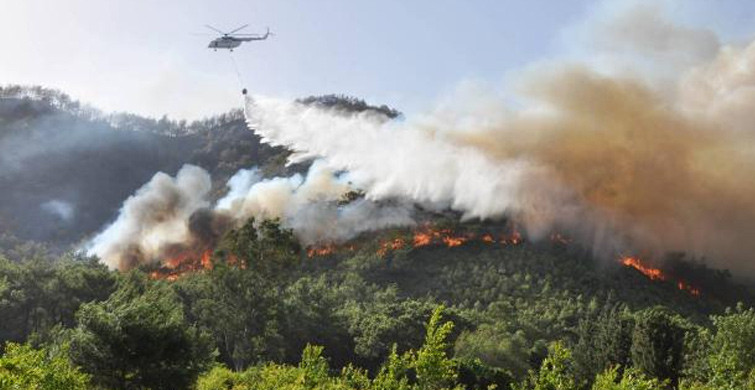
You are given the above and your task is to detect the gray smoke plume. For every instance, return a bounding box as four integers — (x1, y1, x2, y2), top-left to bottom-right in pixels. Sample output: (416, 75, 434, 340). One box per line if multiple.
(87, 165, 212, 269)
(89, 3, 755, 275)
(242, 21, 755, 275)
(88, 160, 413, 269)
(214, 160, 414, 245)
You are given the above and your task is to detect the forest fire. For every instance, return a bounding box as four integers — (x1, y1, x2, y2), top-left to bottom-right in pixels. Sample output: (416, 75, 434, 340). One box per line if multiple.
(149, 248, 213, 281)
(149, 228, 698, 299)
(377, 238, 406, 256)
(442, 236, 467, 247)
(307, 244, 338, 257)
(621, 257, 664, 281)
(307, 225, 525, 258)
(373, 226, 526, 256)
(620, 256, 700, 296)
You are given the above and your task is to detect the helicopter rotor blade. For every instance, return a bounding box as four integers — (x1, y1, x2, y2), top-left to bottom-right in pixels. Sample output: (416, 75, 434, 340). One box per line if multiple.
(228, 24, 250, 34)
(232, 27, 273, 39)
(204, 24, 226, 34)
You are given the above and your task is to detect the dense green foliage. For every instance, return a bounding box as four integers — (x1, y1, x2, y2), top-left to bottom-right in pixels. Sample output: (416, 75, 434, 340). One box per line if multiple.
(0, 342, 90, 389)
(194, 306, 460, 390)
(0, 217, 753, 389)
(1, 86, 755, 389)
(67, 273, 215, 389)
(0, 255, 115, 345)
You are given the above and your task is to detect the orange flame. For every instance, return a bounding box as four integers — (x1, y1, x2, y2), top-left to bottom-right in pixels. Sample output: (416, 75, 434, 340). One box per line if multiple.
(501, 231, 522, 245)
(201, 250, 213, 270)
(150, 248, 214, 281)
(305, 226, 525, 258)
(620, 256, 701, 296)
(377, 238, 406, 256)
(306, 243, 357, 258)
(442, 236, 466, 247)
(621, 256, 665, 281)
(307, 244, 337, 257)
(375, 226, 523, 256)
(413, 232, 432, 247)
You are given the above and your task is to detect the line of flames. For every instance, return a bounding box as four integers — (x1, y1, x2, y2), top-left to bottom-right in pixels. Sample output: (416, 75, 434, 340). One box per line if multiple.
(621, 256, 701, 296)
(150, 249, 245, 281)
(150, 248, 213, 281)
(305, 227, 524, 258)
(375, 227, 523, 257)
(149, 230, 701, 298)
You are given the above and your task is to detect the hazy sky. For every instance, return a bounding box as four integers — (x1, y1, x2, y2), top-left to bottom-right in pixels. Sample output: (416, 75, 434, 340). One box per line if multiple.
(2, 0, 754, 119)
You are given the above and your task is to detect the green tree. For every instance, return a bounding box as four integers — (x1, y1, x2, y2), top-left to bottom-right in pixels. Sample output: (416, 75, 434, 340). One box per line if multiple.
(414, 306, 460, 390)
(456, 358, 514, 390)
(280, 275, 354, 367)
(371, 345, 414, 390)
(197, 304, 463, 390)
(702, 305, 755, 389)
(68, 272, 215, 390)
(177, 263, 285, 371)
(224, 218, 301, 276)
(573, 303, 634, 385)
(516, 342, 579, 390)
(0, 342, 90, 390)
(455, 325, 530, 379)
(630, 308, 685, 386)
(342, 287, 436, 368)
(0, 254, 115, 346)
(591, 366, 667, 390)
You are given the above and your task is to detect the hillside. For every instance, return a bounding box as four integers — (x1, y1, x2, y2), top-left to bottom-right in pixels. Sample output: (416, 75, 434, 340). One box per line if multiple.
(1, 215, 752, 389)
(0, 86, 392, 254)
(1, 86, 754, 390)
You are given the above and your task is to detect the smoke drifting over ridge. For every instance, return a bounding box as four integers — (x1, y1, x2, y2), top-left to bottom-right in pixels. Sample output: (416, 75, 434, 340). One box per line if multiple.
(89, 160, 414, 269)
(90, 3, 755, 275)
(242, 26, 755, 275)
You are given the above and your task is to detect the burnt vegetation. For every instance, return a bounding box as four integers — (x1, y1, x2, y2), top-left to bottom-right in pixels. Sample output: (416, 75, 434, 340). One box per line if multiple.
(0, 86, 754, 389)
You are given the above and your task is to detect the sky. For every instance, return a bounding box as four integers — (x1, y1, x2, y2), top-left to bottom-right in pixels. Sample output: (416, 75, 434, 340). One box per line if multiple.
(2, 0, 755, 120)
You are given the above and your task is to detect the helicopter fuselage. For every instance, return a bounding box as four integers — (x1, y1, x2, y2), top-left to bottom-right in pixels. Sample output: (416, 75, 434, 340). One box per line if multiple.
(205, 25, 270, 51)
(208, 36, 249, 50)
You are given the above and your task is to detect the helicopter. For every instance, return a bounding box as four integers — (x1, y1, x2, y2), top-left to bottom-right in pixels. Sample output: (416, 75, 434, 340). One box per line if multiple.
(205, 24, 271, 51)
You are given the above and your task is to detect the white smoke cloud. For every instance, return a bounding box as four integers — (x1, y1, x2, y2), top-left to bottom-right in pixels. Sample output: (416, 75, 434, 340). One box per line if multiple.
(244, 98, 534, 220)
(216, 160, 415, 245)
(89, 160, 414, 269)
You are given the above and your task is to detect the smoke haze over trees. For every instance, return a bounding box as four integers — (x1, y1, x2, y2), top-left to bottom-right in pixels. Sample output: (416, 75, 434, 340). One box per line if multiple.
(2, 2, 755, 389)
(2, 84, 755, 389)
(0, 86, 356, 252)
